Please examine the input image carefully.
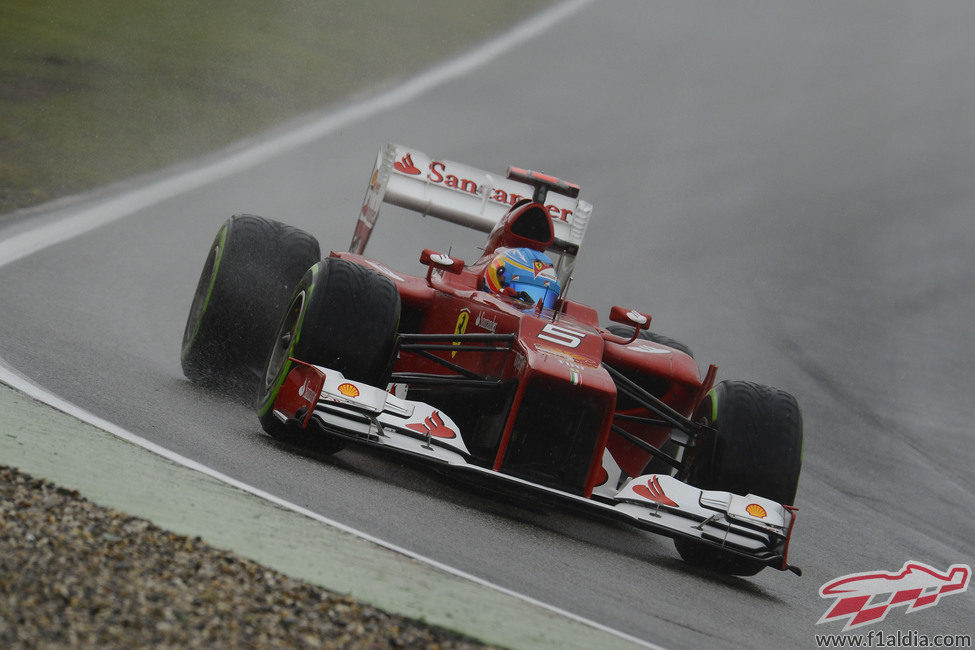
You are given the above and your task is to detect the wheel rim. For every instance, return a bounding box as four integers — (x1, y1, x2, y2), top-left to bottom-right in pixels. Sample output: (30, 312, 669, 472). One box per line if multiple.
(262, 289, 306, 399)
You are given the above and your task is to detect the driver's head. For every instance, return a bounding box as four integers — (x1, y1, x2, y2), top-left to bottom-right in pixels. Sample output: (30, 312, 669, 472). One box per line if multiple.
(482, 248, 561, 309)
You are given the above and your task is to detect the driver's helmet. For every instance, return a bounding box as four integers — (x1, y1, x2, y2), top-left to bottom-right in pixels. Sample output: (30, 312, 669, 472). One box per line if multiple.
(483, 248, 561, 309)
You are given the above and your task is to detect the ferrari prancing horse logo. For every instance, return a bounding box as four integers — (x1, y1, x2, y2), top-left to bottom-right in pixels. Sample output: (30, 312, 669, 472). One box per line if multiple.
(452, 309, 470, 358)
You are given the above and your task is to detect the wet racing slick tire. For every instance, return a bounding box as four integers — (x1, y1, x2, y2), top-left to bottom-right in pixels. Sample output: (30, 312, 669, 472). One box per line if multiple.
(606, 324, 694, 358)
(674, 380, 803, 576)
(257, 257, 401, 451)
(180, 215, 321, 395)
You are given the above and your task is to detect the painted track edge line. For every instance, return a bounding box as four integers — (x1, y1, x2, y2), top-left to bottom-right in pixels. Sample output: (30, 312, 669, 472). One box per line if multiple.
(0, 360, 664, 650)
(0, 0, 594, 269)
(0, 0, 665, 647)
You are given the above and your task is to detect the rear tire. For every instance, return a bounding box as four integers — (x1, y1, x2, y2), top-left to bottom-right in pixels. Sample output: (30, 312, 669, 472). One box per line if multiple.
(257, 257, 401, 451)
(180, 215, 320, 395)
(674, 380, 803, 576)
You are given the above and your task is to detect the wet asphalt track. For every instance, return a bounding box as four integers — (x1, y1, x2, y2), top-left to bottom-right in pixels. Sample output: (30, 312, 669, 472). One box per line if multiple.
(1, 2, 973, 647)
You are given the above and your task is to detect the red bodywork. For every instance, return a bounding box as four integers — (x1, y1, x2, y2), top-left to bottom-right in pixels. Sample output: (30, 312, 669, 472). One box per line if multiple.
(329, 200, 705, 499)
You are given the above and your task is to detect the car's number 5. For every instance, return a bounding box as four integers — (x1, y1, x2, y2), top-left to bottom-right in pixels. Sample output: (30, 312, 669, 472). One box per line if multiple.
(537, 324, 586, 348)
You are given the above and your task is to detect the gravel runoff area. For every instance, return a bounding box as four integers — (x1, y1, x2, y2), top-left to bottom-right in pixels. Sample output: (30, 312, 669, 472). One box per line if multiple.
(0, 465, 494, 649)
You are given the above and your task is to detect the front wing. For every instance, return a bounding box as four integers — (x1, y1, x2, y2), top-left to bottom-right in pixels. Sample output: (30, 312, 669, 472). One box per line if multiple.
(268, 360, 800, 574)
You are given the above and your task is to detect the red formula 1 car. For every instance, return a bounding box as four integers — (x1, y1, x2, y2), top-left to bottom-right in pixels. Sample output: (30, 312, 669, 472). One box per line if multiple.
(180, 143, 804, 576)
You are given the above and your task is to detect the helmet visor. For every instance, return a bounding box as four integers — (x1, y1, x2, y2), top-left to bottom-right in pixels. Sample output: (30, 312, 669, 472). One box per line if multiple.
(509, 280, 559, 309)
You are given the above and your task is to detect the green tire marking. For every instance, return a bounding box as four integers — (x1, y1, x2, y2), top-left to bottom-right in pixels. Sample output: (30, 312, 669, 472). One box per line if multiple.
(181, 222, 229, 358)
(257, 263, 319, 416)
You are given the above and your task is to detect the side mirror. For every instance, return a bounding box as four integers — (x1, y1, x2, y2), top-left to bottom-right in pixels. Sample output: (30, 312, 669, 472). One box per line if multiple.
(420, 249, 465, 282)
(609, 306, 651, 329)
(608, 306, 651, 343)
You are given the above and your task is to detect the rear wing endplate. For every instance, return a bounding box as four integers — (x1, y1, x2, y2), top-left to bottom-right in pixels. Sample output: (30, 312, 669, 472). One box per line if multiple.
(350, 143, 593, 281)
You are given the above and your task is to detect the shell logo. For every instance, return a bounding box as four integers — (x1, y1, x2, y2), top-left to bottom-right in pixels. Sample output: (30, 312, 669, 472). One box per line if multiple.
(337, 383, 360, 398)
(745, 503, 768, 518)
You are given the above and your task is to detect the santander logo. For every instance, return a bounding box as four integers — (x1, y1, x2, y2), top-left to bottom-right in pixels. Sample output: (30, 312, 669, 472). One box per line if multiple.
(391, 152, 575, 222)
(406, 410, 456, 439)
(818, 561, 971, 631)
(394, 153, 421, 175)
(631, 476, 678, 507)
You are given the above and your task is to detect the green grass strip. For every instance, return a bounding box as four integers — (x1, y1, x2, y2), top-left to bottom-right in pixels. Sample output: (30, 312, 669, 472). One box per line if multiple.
(0, 0, 551, 214)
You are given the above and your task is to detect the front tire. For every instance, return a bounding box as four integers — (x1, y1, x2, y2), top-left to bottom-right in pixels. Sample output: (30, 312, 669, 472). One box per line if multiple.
(606, 324, 694, 358)
(674, 380, 803, 576)
(257, 257, 401, 450)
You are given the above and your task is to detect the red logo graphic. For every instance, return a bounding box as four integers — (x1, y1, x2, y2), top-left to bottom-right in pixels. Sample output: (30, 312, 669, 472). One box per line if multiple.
(406, 411, 456, 439)
(394, 153, 421, 175)
(632, 476, 678, 507)
(818, 561, 971, 631)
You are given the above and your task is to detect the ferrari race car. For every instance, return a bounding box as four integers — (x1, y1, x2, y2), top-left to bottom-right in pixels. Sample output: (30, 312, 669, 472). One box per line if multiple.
(180, 143, 804, 576)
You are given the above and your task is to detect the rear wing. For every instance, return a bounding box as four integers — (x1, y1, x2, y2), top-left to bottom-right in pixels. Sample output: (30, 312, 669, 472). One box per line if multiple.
(350, 143, 593, 282)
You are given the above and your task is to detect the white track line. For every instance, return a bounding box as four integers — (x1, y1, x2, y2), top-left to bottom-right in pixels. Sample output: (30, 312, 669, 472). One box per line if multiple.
(0, 1, 666, 648)
(0, 360, 661, 650)
(0, 0, 592, 269)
